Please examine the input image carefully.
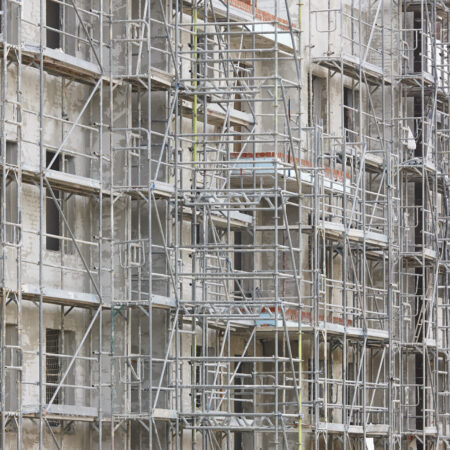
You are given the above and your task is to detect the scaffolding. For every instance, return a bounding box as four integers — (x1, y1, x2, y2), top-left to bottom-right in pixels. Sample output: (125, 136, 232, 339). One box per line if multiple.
(0, 0, 449, 449)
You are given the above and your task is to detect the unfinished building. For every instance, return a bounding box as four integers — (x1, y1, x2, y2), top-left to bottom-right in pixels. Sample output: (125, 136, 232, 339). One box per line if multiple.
(0, 0, 449, 448)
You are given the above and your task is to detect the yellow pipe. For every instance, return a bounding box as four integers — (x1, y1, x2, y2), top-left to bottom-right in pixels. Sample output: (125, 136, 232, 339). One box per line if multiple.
(298, 2, 303, 29)
(298, 330, 302, 450)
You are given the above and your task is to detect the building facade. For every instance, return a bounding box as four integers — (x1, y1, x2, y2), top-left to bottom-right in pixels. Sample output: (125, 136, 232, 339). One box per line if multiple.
(0, 0, 449, 448)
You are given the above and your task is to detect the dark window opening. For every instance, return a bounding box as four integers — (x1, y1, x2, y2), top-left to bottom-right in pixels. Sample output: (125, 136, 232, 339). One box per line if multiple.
(46, 151, 61, 251)
(344, 87, 358, 141)
(343, 87, 353, 131)
(195, 223, 201, 245)
(46, 329, 61, 406)
(46, 0, 60, 49)
(45, 329, 76, 415)
(413, 12, 423, 73)
(234, 359, 244, 416)
(195, 345, 202, 408)
(46, 150, 61, 172)
(234, 231, 243, 299)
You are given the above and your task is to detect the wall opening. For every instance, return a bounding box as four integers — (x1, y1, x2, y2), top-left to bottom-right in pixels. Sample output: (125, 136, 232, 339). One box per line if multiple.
(46, 0, 61, 49)
(344, 87, 359, 141)
(45, 329, 76, 407)
(46, 328, 61, 406)
(195, 345, 202, 408)
(46, 328, 78, 427)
